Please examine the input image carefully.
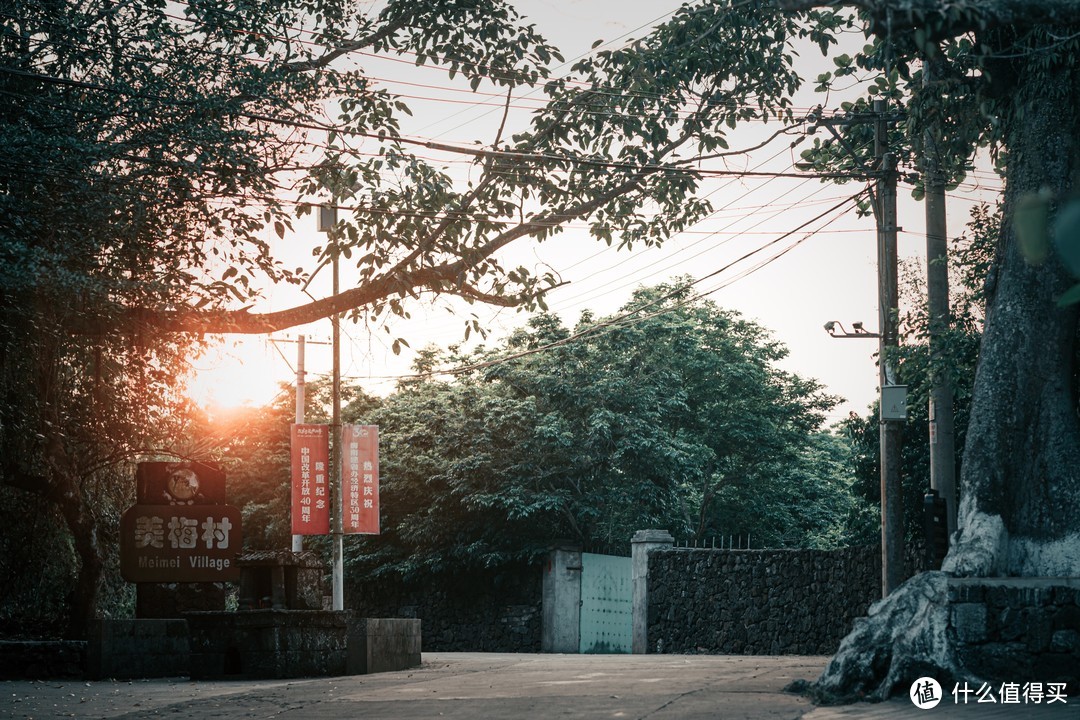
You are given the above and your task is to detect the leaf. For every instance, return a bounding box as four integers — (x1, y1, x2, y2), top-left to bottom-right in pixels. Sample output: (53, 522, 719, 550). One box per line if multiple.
(913, 28, 927, 52)
(1052, 199, 1080, 277)
(1056, 283, 1080, 307)
(1013, 191, 1051, 266)
(274, 221, 285, 239)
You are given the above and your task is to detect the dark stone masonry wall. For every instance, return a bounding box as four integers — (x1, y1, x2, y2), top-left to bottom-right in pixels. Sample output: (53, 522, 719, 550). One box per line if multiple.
(950, 578, 1080, 689)
(349, 565, 542, 652)
(0, 641, 86, 679)
(647, 546, 880, 655)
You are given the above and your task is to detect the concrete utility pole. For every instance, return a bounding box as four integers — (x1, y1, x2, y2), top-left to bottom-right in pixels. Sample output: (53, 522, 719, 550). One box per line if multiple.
(875, 98, 904, 596)
(923, 60, 958, 538)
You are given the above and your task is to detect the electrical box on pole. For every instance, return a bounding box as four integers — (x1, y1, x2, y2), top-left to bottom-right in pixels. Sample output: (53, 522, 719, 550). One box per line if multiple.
(317, 205, 337, 232)
(881, 385, 908, 421)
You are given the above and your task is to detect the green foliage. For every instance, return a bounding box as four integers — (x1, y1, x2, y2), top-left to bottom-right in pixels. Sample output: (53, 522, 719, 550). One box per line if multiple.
(199, 401, 296, 552)
(507, 3, 852, 251)
(0, 0, 567, 636)
(346, 282, 863, 580)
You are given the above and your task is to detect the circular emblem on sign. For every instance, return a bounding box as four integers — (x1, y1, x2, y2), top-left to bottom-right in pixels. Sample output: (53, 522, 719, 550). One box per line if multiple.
(166, 468, 200, 503)
(910, 677, 943, 709)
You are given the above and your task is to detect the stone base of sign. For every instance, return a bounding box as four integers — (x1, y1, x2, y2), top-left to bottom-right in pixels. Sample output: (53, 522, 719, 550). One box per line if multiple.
(347, 617, 422, 674)
(186, 610, 421, 679)
(949, 577, 1080, 691)
(236, 551, 325, 610)
(136, 582, 226, 618)
(86, 619, 190, 680)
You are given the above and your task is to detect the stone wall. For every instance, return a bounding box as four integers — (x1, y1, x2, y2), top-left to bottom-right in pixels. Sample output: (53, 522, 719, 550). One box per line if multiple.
(647, 546, 880, 655)
(187, 610, 349, 679)
(186, 610, 422, 680)
(0, 641, 86, 679)
(86, 619, 189, 679)
(950, 577, 1080, 688)
(350, 565, 542, 652)
(349, 618, 422, 674)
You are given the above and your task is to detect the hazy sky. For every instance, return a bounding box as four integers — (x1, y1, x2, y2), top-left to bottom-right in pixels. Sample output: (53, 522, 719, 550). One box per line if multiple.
(187, 0, 1001, 423)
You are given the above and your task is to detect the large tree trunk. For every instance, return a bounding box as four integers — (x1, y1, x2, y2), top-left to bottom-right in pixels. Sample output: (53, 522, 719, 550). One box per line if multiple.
(56, 484, 105, 640)
(816, 33, 1080, 700)
(944, 57, 1080, 577)
(41, 430, 105, 640)
(4, 450, 105, 640)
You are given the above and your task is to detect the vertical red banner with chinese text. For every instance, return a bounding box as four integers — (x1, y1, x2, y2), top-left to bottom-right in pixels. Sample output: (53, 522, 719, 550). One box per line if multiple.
(342, 425, 379, 534)
(291, 424, 330, 535)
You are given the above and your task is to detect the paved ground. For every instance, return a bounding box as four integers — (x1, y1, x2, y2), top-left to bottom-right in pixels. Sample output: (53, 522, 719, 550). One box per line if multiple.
(4, 653, 1077, 719)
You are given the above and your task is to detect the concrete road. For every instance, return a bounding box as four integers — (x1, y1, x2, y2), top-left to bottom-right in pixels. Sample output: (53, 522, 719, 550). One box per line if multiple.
(3, 653, 1077, 719)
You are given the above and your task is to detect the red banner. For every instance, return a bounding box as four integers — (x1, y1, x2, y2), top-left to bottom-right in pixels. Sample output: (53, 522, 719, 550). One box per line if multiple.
(291, 424, 330, 535)
(342, 425, 379, 534)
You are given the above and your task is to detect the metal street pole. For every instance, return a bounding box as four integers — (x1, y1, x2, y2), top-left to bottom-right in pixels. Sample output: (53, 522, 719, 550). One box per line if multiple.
(292, 334, 306, 553)
(331, 234, 344, 612)
(316, 200, 345, 611)
(875, 98, 904, 596)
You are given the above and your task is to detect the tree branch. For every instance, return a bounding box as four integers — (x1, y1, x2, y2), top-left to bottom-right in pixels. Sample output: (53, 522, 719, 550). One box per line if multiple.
(281, 17, 412, 74)
(117, 124, 698, 337)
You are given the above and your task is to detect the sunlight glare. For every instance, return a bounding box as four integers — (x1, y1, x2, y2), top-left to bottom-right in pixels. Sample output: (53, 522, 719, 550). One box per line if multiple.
(185, 336, 292, 411)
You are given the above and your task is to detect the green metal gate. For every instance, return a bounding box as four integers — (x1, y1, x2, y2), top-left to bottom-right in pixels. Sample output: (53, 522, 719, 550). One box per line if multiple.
(578, 552, 632, 653)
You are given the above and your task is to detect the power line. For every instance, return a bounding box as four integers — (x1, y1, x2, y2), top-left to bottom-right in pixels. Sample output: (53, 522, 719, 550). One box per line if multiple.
(376, 191, 866, 381)
(4, 6, 842, 139)
(5, 66, 863, 188)
(544, 138, 875, 315)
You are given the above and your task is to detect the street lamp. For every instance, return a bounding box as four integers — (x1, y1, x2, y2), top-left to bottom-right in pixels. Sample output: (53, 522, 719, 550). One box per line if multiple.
(823, 320, 881, 339)
(824, 319, 905, 417)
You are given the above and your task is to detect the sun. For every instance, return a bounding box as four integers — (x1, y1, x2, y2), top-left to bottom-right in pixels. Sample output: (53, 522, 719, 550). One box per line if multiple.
(185, 336, 292, 411)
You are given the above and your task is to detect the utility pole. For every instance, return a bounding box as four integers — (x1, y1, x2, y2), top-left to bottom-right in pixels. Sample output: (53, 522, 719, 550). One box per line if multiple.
(292, 334, 306, 553)
(330, 224, 344, 612)
(923, 60, 958, 538)
(316, 202, 345, 611)
(875, 98, 904, 596)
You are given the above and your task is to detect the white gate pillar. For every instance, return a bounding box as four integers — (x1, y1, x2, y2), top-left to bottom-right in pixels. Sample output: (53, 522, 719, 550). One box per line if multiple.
(541, 544, 582, 653)
(631, 529, 674, 654)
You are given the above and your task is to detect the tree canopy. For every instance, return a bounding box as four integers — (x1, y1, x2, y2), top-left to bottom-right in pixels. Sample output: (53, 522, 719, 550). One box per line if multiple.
(0, 0, 565, 636)
(345, 283, 862, 578)
(173, 285, 863, 588)
(1, 0, 856, 636)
